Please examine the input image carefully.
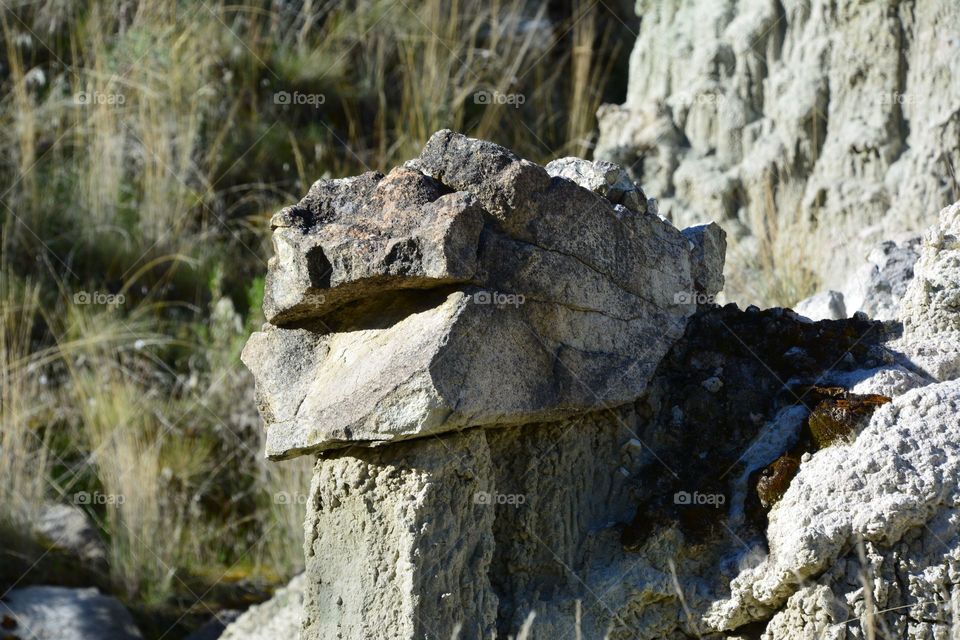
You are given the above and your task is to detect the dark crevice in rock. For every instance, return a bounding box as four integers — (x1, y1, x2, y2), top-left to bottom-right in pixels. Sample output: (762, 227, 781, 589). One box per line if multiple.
(287, 284, 464, 333)
(620, 304, 891, 551)
(304, 245, 332, 290)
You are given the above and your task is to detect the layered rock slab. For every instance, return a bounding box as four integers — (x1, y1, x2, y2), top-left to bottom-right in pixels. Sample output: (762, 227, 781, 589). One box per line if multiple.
(243, 131, 725, 458)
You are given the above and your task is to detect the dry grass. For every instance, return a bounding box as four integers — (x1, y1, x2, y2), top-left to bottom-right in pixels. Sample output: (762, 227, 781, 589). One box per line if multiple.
(0, 0, 622, 627)
(724, 180, 822, 308)
(0, 254, 50, 526)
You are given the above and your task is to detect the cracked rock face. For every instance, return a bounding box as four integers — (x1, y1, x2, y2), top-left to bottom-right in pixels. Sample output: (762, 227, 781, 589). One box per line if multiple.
(243, 130, 725, 458)
(596, 0, 960, 294)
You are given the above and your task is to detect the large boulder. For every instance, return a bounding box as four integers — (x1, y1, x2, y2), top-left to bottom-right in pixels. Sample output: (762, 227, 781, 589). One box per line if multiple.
(243, 130, 725, 459)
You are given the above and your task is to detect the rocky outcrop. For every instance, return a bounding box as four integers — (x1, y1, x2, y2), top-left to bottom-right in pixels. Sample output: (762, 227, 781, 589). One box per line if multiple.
(596, 0, 960, 297)
(33, 503, 106, 569)
(795, 233, 922, 321)
(244, 131, 960, 638)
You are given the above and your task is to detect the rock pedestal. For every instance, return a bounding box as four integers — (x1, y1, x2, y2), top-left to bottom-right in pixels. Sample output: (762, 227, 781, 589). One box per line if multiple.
(243, 131, 724, 638)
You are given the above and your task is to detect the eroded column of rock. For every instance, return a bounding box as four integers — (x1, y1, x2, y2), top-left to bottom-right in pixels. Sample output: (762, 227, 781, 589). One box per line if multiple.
(301, 430, 497, 638)
(596, 0, 960, 294)
(242, 130, 725, 639)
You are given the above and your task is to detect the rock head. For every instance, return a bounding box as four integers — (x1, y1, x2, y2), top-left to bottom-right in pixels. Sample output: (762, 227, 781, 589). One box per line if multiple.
(243, 130, 725, 459)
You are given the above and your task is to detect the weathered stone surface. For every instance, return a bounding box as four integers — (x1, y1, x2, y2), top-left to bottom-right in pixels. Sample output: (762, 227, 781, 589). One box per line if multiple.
(244, 131, 725, 458)
(897, 201, 960, 381)
(219, 574, 303, 640)
(33, 503, 107, 567)
(806, 393, 890, 449)
(842, 235, 921, 321)
(596, 0, 960, 295)
(544, 156, 646, 212)
(301, 430, 497, 640)
(621, 305, 892, 550)
(0, 586, 143, 640)
(706, 380, 960, 632)
(248, 122, 960, 639)
(681, 222, 726, 296)
(263, 168, 485, 325)
(793, 290, 846, 321)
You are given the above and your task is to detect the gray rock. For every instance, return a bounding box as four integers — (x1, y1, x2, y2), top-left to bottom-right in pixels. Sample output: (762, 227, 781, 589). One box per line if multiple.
(544, 156, 646, 212)
(33, 503, 106, 567)
(263, 167, 485, 325)
(793, 290, 846, 321)
(219, 575, 303, 640)
(707, 379, 960, 634)
(842, 235, 921, 321)
(0, 586, 142, 640)
(243, 131, 726, 458)
(897, 201, 960, 380)
(247, 127, 960, 639)
(301, 432, 496, 639)
(184, 610, 241, 640)
(682, 222, 726, 297)
(595, 0, 960, 298)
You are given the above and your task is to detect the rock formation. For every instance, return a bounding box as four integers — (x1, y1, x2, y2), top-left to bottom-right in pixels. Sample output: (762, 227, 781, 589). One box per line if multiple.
(244, 129, 725, 459)
(595, 0, 960, 296)
(243, 132, 960, 638)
